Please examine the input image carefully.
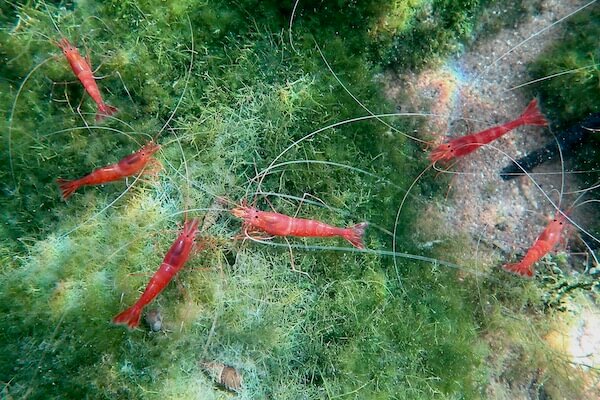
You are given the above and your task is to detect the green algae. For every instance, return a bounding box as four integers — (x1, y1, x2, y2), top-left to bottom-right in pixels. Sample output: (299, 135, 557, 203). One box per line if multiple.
(1, 1, 588, 399)
(528, 3, 600, 126)
(373, 0, 493, 70)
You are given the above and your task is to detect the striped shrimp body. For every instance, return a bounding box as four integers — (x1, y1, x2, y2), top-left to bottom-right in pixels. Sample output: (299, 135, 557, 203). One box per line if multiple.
(56, 38, 118, 122)
(56, 141, 161, 200)
(113, 218, 200, 329)
(231, 203, 368, 249)
(502, 212, 568, 278)
(429, 99, 548, 163)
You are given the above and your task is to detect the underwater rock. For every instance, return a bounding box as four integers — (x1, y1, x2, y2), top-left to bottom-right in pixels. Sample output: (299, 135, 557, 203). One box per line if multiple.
(199, 361, 243, 392)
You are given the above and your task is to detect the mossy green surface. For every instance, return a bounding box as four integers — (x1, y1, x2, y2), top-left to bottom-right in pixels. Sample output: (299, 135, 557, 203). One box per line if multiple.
(371, 0, 492, 70)
(528, 3, 600, 126)
(0, 1, 585, 399)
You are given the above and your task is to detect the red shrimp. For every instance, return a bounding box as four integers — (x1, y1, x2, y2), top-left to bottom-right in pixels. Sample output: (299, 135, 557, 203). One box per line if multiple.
(430, 98, 548, 163)
(57, 38, 118, 122)
(113, 218, 200, 329)
(231, 202, 368, 249)
(502, 212, 568, 277)
(56, 141, 161, 200)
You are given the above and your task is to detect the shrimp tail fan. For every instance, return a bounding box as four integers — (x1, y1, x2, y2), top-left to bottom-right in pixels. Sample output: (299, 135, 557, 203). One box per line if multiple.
(344, 222, 368, 249)
(56, 178, 80, 200)
(96, 103, 118, 122)
(112, 305, 142, 329)
(518, 99, 548, 127)
(502, 262, 534, 278)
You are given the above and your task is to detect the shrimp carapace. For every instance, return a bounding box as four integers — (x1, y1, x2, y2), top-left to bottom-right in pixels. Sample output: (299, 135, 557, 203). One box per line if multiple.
(430, 98, 548, 163)
(56, 141, 161, 200)
(56, 37, 118, 122)
(232, 202, 368, 249)
(113, 218, 201, 329)
(502, 212, 568, 278)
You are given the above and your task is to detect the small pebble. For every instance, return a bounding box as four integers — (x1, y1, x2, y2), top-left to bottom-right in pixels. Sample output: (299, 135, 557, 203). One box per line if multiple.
(144, 309, 163, 332)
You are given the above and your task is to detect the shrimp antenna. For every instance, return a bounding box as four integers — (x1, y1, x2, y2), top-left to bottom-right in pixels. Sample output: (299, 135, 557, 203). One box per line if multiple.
(392, 162, 433, 290)
(547, 125, 566, 210)
(151, 14, 194, 222)
(157, 151, 238, 210)
(471, 0, 597, 85)
(176, 134, 191, 222)
(247, 238, 493, 279)
(504, 63, 600, 92)
(571, 179, 600, 210)
(288, 0, 301, 54)
(152, 14, 194, 142)
(315, 40, 428, 146)
(253, 112, 438, 195)
(563, 184, 600, 271)
(485, 143, 600, 246)
(7, 56, 54, 193)
(44, 2, 65, 37)
(567, 179, 600, 197)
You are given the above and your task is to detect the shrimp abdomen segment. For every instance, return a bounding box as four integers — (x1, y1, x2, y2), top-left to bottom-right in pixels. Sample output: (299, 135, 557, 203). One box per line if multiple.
(112, 263, 179, 329)
(502, 242, 550, 277)
(239, 208, 368, 249)
(256, 211, 344, 237)
(129, 263, 178, 307)
(57, 38, 118, 122)
(56, 166, 123, 200)
(502, 215, 566, 277)
(288, 216, 341, 237)
(430, 98, 548, 162)
(113, 219, 199, 330)
(56, 142, 160, 200)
